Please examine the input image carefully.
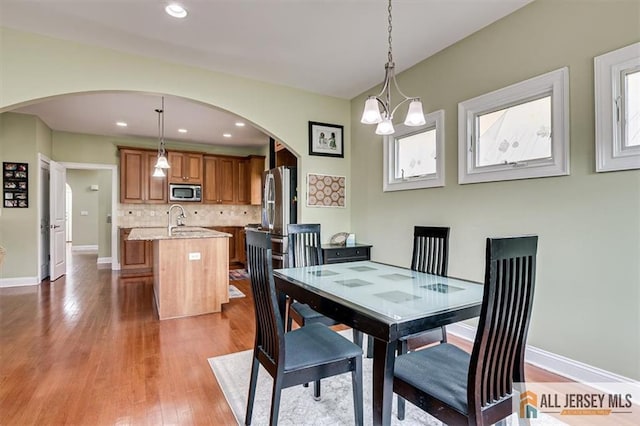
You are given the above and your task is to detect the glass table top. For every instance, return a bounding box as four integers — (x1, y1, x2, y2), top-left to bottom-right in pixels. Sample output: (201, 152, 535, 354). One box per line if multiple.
(274, 261, 484, 322)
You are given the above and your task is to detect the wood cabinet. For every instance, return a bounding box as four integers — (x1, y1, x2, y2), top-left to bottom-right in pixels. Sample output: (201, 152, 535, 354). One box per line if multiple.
(120, 147, 263, 206)
(119, 148, 168, 204)
(120, 228, 153, 275)
(248, 155, 265, 205)
(167, 152, 203, 184)
(207, 226, 246, 267)
(237, 158, 250, 204)
(204, 156, 243, 204)
(322, 243, 372, 264)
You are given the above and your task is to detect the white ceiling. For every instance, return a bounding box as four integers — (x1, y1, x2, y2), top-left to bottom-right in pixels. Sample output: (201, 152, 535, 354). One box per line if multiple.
(1, 0, 533, 147)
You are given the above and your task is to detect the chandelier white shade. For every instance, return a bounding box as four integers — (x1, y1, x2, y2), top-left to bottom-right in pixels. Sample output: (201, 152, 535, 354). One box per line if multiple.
(153, 97, 171, 173)
(361, 0, 426, 135)
(152, 167, 166, 177)
(376, 119, 395, 136)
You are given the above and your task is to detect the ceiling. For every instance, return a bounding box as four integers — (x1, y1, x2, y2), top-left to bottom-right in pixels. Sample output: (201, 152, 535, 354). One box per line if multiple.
(1, 0, 533, 147)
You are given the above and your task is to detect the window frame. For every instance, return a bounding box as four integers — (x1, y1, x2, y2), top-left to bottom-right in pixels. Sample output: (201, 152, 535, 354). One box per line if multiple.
(383, 109, 445, 192)
(458, 67, 570, 184)
(594, 42, 640, 172)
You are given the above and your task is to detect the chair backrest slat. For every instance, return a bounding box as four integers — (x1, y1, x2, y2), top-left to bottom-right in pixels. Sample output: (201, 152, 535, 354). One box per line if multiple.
(246, 230, 285, 368)
(287, 224, 323, 267)
(469, 236, 537, 419)
(411, 226, 450, 276)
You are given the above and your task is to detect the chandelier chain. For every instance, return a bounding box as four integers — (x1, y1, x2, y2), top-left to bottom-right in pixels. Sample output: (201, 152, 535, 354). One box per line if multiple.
(387, 0, 393, 64)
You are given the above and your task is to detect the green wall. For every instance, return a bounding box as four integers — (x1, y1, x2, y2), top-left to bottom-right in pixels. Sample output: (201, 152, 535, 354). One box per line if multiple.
(0, 26, 352, 240)
(0, 113, 51, 280)
(351, 0, 640, 379)
(0, 26, 353, 282)
(66, 169, 110, 249)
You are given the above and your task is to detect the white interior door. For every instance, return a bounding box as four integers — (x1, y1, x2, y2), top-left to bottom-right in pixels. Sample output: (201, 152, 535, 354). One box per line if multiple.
(50, 160, 66, 281)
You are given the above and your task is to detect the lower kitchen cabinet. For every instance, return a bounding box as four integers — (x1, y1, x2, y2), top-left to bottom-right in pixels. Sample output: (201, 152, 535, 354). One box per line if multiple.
(120, 228, 153, 275)
(322, 243, 372, 264)
(207, 226, 246, 268)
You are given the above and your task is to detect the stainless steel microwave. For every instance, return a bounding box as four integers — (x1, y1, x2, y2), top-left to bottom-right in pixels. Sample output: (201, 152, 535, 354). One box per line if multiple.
(169, 183, 202, 202)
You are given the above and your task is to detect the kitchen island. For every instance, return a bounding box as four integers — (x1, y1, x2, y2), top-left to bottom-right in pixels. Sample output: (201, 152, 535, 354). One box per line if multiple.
(128, 227, 231, 320)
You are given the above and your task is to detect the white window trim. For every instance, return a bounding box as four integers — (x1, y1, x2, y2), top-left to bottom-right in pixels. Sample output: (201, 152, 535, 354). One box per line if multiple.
(458, 67, 570, 184)
(594, 42, 640, 172)
(383, 109, 445, 192)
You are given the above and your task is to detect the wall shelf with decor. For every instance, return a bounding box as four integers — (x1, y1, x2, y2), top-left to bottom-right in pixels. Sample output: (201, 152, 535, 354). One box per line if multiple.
(3, 162, 28, 208)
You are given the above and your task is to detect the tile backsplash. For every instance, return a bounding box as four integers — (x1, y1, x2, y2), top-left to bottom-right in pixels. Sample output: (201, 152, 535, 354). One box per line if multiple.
(117, 204, 261, 228)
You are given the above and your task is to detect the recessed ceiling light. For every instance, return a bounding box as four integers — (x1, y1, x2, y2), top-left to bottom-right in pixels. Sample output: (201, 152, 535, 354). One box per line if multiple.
(165, 3, 187, 18)
(223, 133, 232, 138)
(235, 122, 245, 127)
(178, 128, 188, 133)
(116, 121, 127, 127)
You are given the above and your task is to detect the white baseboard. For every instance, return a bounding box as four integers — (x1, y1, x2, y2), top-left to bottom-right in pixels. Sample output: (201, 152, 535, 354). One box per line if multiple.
(447, 323, 638, 392)
(72, 245, 98, 252)
(97, 257, 112, 264)
(0, 276, 40, 287)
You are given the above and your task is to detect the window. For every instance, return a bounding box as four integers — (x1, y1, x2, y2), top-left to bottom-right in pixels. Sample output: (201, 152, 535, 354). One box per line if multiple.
(458, 67, 569, 184)
(383, 110, 444, 191)
(595, 42, 640, 172)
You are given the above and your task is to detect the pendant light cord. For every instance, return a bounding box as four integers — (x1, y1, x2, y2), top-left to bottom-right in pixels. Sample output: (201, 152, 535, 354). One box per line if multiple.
(155, 97, 165, 156)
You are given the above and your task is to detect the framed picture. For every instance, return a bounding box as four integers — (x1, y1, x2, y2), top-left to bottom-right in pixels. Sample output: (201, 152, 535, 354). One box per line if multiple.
(307, 173, 346, 208)
(3, 162, 28, 208)
(308, 121, 344, 158)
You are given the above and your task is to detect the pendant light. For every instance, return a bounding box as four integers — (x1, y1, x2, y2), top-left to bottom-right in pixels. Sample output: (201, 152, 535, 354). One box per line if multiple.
(153, 96, 171, 174)
(361, 0, 426, 135)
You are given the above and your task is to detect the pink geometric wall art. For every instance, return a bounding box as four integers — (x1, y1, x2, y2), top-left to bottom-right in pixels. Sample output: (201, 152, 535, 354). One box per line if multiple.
(306, 173, 346, 208)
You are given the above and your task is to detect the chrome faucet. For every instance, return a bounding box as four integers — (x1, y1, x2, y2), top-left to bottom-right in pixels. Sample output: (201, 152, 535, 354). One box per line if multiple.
(168, 204, 186, 234)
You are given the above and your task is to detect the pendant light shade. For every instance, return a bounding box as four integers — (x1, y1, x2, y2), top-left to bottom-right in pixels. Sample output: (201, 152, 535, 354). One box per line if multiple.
(404, 100, 426, 126)
(375, 119, 395, 136)
(154, 154, 170, 169)
(152, 167, 166, 177)
(361, 97, 383, 124)
(361, 0, 425, 135)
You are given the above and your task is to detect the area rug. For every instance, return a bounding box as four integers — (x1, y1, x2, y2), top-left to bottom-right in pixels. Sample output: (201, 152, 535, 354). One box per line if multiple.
(209, 331, 566, 425)
(228, 284, 246, 299)
(229, 269, 249, 281)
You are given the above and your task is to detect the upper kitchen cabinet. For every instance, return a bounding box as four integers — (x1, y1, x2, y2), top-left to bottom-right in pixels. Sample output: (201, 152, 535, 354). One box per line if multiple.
(120, 148, 167, 204)
(203, 155, 238, 204)
(168, 152, 203, 184)
(204, 155, 265, 205)
(248, 155, 265, 205)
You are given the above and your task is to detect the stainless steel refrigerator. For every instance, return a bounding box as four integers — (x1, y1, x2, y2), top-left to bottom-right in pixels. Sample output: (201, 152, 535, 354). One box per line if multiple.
(261, 166, 297, 268)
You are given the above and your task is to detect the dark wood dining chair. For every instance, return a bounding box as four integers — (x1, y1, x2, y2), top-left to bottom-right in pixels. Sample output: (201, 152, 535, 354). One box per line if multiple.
(396, 225, 451, 419)
(244, 229, 363, 426)
(286, 224, 337, 331)
(286, 223, 363, 399)
(393, 235, 538, 426)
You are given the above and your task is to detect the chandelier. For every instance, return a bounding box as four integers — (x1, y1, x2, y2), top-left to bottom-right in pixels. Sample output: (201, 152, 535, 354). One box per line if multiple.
(152, 96, 170, 177)
(360, 0, 425, 135)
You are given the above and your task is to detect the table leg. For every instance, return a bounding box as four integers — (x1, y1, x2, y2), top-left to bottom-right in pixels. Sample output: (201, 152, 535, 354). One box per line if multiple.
(372, 338, 396, 426)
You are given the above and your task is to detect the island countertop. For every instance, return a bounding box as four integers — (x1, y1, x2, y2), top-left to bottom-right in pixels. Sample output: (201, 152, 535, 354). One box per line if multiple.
(128, 227, 232, 241)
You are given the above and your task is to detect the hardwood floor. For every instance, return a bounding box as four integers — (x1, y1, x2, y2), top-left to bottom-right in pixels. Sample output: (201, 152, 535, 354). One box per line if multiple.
(1, 250, 568, 425)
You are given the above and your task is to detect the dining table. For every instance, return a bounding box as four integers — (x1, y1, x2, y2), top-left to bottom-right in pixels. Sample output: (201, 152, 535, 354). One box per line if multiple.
(273, 260, 485, 426)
